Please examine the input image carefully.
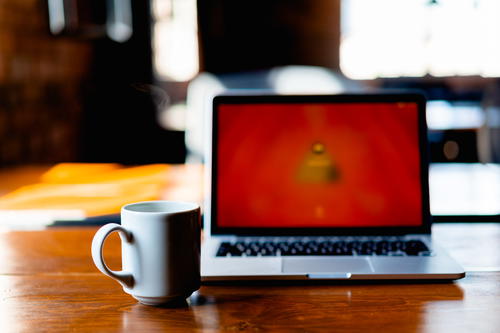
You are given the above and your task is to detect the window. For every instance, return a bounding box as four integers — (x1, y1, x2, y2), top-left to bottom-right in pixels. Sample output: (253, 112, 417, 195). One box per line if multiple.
(153, 0, 199, 82)
(341, 0, 500, 79)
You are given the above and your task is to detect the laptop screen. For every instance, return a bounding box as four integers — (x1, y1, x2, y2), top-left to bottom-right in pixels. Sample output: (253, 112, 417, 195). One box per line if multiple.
(211, 94, 429, 233)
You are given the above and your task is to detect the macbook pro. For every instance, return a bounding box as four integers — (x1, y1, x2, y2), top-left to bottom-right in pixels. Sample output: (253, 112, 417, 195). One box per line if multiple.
(201, 93, 465, 281)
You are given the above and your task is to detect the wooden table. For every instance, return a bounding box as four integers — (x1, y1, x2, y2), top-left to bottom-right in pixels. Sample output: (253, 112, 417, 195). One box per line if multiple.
(0, 224, 499, 332)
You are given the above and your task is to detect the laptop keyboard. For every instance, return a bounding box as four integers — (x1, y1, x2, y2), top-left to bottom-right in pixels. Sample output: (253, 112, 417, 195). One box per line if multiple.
(216, 239, 431, 257)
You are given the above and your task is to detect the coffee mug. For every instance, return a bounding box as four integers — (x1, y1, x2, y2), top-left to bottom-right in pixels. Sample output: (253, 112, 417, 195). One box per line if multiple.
(91, 200, 201, 306)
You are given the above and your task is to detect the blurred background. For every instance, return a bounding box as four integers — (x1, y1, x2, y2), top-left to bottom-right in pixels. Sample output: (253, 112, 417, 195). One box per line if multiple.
(0, 0, 499, 224)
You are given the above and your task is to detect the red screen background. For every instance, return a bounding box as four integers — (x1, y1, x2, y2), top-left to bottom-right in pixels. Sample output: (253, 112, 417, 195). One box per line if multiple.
(216, 102, 422, 228)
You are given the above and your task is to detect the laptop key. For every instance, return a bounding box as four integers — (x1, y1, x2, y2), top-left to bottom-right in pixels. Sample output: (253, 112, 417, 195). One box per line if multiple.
(387, 251, 405, 256)
(234, 242, 246, 252)
(319, 247, 330, 255)
(404, 240, 429, 255)
(390, 241, 405, 251)
(216, 248, 229, 257)
(304, 247, 317, 255)
(282, 248, 304, 256)
(376, 248, 389, 255)
(216, 242, 231, 256)
(244, 248, 258, 256)
(229, 248, 243, 256)
(259, 248, 275, 256)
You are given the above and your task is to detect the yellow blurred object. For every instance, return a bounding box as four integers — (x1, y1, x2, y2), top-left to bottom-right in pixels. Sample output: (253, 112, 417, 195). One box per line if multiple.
(40, 163, 122, 183)
(0, 163, 203, 225)
(297, 142, 340, 183)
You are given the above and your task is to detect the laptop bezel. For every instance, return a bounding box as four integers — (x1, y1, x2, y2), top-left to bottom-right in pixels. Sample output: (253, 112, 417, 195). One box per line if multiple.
(208, 93, 431, 236)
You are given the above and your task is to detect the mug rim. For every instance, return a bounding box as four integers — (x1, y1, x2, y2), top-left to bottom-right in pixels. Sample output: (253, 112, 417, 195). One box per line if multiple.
(122, 200, 200, 215)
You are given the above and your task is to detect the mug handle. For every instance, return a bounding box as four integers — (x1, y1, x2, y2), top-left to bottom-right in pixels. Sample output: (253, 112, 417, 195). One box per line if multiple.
(91, 223, 134, 288)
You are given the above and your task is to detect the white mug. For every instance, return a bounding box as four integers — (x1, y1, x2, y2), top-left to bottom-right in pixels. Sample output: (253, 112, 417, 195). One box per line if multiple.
(91, 200, 201, 306)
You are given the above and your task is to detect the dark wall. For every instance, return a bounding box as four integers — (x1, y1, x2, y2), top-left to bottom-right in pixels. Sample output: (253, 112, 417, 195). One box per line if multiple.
(0, 0, 186, 166)
(0, 0, 92, 166)
(80, 0, 186, 164)
(197, 0, 341, 73)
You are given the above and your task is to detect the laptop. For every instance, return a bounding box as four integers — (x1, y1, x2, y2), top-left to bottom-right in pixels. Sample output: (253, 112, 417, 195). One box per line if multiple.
(201, 93, 465, 281)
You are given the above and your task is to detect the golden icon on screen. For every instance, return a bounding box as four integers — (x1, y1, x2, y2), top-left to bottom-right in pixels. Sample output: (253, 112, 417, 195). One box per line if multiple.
(297, 142, 340, 183)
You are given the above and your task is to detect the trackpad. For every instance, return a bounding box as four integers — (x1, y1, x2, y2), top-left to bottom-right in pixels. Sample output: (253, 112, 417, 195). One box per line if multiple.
(282, 257, 373, 274)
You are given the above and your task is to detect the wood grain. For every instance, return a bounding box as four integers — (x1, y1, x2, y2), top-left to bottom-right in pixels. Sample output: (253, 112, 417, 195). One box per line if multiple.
(0, 227, 122, 274)
(0, 225, 499, 332)
(0, 273, 499, 332)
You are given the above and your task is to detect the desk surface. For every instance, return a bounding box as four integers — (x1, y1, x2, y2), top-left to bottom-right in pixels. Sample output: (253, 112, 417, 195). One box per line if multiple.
(0, 224, 499, 332)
